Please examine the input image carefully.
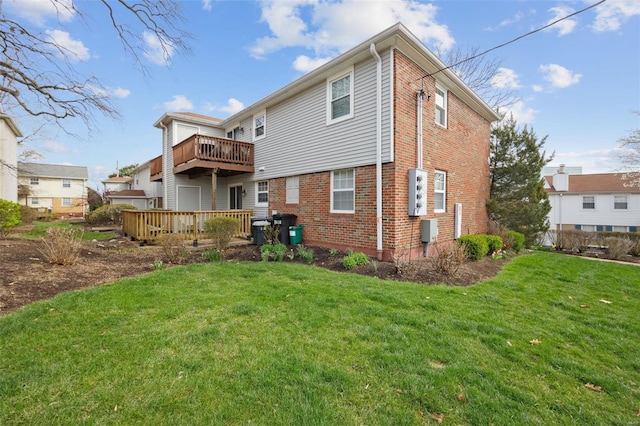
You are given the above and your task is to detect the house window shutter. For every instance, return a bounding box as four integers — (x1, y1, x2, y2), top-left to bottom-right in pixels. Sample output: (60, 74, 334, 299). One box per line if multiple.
(630, 226, 637, 233)
(575, 225, 581, 230)
(596, 225, 603, 232)
(605, 225, 612, 232)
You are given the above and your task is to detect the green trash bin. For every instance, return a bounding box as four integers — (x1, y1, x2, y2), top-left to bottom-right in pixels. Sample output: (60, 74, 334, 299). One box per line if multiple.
(289, 224, 304, 245)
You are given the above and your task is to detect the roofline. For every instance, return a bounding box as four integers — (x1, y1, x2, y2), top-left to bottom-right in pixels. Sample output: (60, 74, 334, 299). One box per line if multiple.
(221, 23, 500, 125)
(0, 113, 23, 138)
(153, 112, 224, 129)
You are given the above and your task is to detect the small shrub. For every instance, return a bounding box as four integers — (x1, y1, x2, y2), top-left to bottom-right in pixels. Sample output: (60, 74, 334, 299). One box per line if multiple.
(557, 230, 592, 252)
(484, 235, 504, 253)
(153, 259, 165, 270)
(263, 224, 281, 245)
(39, 227, 82, 265)
(430, 243, 466, 276)
(203, 216, 240, 252)
(603, 237, 634, 259)
(19, 205, 37, 225)
(260, 244, 272, 261)
(629, 239, 640, 257)
(329, 248, 339, 256)
(259, 243, 287, 261)
(296, 244, 314, 264)
(158, 233, 187, 264)
(202, 248, 223, 262)
(342, 251, 369, 269)
(0, 199, 21, 238)
(507, 230, 525, 253)
(457, 235, 489, 260)
(86, 204, 136, 225)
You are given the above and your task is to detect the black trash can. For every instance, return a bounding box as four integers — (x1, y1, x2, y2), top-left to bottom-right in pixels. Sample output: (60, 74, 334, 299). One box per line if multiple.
(252, 220, 271, 245)
(272, 213, 297, 245)
(250, 217, 270, 241)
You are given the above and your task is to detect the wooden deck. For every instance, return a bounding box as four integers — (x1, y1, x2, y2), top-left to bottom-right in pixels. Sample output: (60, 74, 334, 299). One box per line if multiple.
(122, 209, 252, 244)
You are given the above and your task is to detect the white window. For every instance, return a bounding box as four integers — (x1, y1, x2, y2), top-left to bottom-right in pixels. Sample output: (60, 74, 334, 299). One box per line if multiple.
(434, 170, 446, 212)
(435, 83, 447, 127)
(327, 67, 354, 125)
(256, 181, 268, 206)
(62, 198, 71, 207)
(286, 176, 299, 204)
(30, 177, 39, 185)
(331, 169, 355, 213)
(582, 195, 595, 209)
(62, 179, 71, 188)
(614, 195, 628, 210)
(581, 224, 597, 232)
(31, 197, 39, 205)
(612, 226, 628, 232)
(253, 111, 266, 141)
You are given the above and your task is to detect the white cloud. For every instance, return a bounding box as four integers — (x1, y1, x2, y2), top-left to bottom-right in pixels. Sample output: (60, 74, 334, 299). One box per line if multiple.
(484, 10, 531, 31)
(143, 31, 175, 66)
(202, 0, 213, 12)
(532, 85, 544, 92)
(45, 30, 90, 62)
(499, 100, 537, 124)
(41, 139, 69, 153)
(552, 148, 622, 173)
(163, 95, 193, 111)
(112, 88, 131, 99)
(539, 64, 582, 88)
(219, 98, 245, 115)
(544, 6, 577, 36)
(4, 0, 75, 26)
(591, 0, 640, 32)
(250, 0, 455, 65)
(293, 55, 332, 73)
(491, 67, 521, 89)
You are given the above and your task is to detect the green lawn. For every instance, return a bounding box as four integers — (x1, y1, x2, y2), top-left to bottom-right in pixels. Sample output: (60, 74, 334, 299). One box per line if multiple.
(1, 252, 638, 425)
(22, 220, 116, 240)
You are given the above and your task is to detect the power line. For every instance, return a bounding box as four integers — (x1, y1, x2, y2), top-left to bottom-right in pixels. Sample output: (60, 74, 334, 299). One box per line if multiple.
(420, 0, 609, 81)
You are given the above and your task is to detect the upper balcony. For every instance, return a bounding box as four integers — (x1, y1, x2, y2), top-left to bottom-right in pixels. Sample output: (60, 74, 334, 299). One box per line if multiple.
(173, 134, 254, 178)
(150, 155, 163, 181)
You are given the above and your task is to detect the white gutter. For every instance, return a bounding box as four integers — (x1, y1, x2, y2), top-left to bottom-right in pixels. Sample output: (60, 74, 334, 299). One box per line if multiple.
(370, 43, 383, 260)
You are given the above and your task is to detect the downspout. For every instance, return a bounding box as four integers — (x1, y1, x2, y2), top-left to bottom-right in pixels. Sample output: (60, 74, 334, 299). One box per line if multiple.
(370, 43, 383, 260)
(159, 121, 169, 209)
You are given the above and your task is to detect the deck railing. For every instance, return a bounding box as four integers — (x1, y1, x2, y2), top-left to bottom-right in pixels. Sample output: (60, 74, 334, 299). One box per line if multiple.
(173, 134, 253, 169)
(122, 209, 252, 243)
(149, 155, 162, 181)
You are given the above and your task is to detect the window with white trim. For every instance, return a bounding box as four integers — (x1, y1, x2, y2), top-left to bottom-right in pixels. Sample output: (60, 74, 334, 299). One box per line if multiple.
(253, 111, 266, 141)
(614, 195, 628, 210)
(581, 224, 597, 232)
(31, 197, 39, 205)
(327, 67, 354, 125)
(331, 169, 354, 213)
(62, 198, 71, 207)
(434, 170, 446, 212)
(30, 177, 39, 185)
(582, 195, 595, 209)
(256, 181, 268, 206)
(612, 225, 628, 232)
(62, 179, 71, 188)
(286, 176, 299, 204)
(435, 83, 447, 127)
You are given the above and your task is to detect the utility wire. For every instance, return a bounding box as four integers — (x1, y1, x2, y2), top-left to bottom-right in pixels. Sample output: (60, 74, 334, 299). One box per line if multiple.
(420, 0, 608, 80)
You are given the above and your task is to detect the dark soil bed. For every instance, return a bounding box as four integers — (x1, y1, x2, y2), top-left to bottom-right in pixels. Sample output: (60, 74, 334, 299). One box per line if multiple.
(0, 227, 510, 316)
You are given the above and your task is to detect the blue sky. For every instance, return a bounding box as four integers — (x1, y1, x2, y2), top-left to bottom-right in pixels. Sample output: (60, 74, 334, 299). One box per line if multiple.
(5, 0, 640, 190)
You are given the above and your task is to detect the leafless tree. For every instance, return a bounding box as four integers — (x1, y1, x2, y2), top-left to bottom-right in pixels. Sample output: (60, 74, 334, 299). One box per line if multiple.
(616, 111, 640, 188)
(0, 0, 191, 134)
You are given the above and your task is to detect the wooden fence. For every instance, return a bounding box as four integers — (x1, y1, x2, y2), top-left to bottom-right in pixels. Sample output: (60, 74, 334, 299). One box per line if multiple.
(121, 209, 252, 244)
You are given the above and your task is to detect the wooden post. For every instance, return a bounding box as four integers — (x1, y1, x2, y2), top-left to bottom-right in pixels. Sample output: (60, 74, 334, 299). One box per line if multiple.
(211, 168, 218, 210)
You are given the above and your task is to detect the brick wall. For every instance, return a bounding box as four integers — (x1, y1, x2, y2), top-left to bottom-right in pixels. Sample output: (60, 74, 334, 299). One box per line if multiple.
(268, 50, 492, 261)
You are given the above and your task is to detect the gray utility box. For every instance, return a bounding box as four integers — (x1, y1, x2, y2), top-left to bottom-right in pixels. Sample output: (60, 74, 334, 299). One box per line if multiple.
(421, 219, 438, 243)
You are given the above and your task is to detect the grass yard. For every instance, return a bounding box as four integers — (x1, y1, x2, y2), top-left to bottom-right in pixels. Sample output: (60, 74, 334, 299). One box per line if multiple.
(1, 252, 638, 425)
(22, 220, 117, 241)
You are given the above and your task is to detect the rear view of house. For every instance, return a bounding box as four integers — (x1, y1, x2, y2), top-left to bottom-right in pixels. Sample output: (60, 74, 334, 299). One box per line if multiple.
(146, 23, 499, 260)
(18, 162, 88, 218)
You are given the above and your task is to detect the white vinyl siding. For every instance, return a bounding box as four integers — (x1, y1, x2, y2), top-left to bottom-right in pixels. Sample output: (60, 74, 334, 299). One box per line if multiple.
(331, 169, 354, 213)
(435, 83, 447, 127)
(253, 111, 266, 141)
(256, 181, 268, 207)
(434, 170, 446, 212)
(286, 176, 299, 204)
(327, 66, 354, 125)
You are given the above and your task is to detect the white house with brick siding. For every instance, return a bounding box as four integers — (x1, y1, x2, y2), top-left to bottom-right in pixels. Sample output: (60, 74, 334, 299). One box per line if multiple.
(545, 166, 640, 234)
(142, 23, 500, 260)
(0, 113, 23, 203)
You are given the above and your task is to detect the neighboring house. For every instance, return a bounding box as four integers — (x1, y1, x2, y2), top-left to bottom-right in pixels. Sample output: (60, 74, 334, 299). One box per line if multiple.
(18, 162, 89, 217)
(102, 176, 132, 194)
(147, 23, 500, 260)
(103, 162, 163, 209)
(545, 165, 640, 233)
(0, 113, 23, 203)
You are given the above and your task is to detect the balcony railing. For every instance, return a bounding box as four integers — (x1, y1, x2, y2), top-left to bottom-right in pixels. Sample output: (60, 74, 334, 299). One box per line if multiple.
(150, 155, 162, 181)
(173, 134, 254, 176)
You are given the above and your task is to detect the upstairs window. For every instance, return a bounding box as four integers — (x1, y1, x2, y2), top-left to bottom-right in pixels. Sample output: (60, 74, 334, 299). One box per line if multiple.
(62, 179, 71, 188)
(434, 170, 446, 212)
(331, 169, 355, 213)
(435, 83, 447, 127)
(614, 195, 628, 210)
(256, 181, 268, 206)
(582, 195, 595, 209)
(253, 111, 266, 141)
(327, 67, 354, 125)
(227, 126, 242, 140)
(30, 177, 39, 185)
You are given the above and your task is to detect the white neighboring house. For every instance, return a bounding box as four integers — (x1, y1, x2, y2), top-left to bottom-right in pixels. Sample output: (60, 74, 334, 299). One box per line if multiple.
(545, 166, 640, 233)
(0, 113, 23, 203)
(18, 162, 89, 217)
(102, 162, 163, 209)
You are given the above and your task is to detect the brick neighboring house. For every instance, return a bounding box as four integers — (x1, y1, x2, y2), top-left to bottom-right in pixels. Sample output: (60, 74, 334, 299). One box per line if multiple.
(545, 165, 640, 233)
(0, 113, 23, 203)
(18, 162, 88, 217)
(145, 23, 499, 260)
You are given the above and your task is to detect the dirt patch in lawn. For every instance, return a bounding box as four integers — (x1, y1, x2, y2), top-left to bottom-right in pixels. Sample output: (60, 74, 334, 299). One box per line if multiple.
(0, 226, 509, 316)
